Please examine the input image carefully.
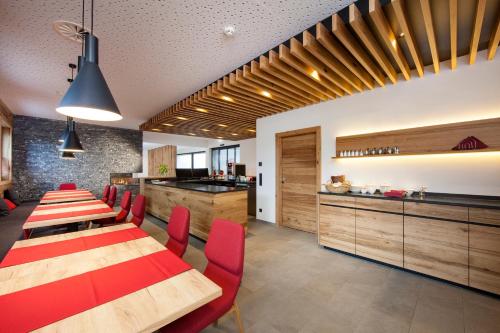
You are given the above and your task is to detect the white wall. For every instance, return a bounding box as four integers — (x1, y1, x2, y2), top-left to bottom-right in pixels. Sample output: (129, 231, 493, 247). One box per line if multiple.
(256, 51, 500, 223)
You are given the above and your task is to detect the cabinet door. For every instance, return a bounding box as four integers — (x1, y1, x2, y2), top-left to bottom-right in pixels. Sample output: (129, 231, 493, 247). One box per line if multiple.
(355, 210, 403, 266)
(319, 205, 355, 253)
(404, 216, 468, 284)
(470, 225, 500, 294)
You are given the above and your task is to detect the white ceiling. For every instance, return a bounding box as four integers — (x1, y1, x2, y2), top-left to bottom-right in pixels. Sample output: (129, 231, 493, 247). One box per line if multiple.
(0, 0, 354, 129)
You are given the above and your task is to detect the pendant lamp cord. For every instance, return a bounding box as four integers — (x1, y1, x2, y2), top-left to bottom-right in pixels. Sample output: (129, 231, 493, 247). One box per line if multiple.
(91, 0, 94, 35)
(81, 0, 85, 55)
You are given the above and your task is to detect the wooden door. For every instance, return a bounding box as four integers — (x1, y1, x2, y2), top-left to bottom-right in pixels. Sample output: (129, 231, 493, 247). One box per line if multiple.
(276, 127, 320, 233)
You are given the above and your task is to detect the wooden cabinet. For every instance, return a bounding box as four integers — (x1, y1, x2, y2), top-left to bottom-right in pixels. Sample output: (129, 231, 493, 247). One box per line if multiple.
(355, 210, 403, 266)
(319, 205, 355, 254)
(355, 197, 403, 213)
(404, 202, 468, 221)
(469, 225, 500, 294)
(469, 208, 500, 227)
(319, 194, 355, 208)
(404, 216, 469, 284)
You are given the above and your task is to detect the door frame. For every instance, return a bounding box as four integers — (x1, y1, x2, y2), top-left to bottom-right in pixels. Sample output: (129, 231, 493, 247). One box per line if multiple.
(275, 126, 321, 227)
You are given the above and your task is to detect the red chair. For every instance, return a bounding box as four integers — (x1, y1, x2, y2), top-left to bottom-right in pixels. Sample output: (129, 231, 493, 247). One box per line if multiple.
(166, 206, 190, 258)
(58, 183, 76, 190)
(107, 186, 117, 208)
(101, 185, 110, 204)
(161, 219, 245, 333)
(94, 191, 131, 226)
(129, 194, 146, 227)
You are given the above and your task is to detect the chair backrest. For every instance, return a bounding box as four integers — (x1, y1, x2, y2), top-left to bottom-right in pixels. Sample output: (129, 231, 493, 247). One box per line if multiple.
(107, 186, 117, 208)
(204, 219, 245, 288)
(120, 191, 132, 212)
(102, 185, 110, 203)
(166, 206, 190, 257)
(58, 183, 76, 190)
(129, 194, 146, 227)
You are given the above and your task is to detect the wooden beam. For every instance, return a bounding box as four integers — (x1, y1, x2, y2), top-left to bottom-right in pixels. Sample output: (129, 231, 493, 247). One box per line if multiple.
(488, 9, 500, 60)
(449, 0, 458, 69)
(349, 3, 398, 83)
(419, 0, 440, 73)
(332, 14, 385, 86)
(470, 0, 487, 64)
(391, 0, 424, 76)
(316, 22, 374, 89)
(369, 0, 411, 80)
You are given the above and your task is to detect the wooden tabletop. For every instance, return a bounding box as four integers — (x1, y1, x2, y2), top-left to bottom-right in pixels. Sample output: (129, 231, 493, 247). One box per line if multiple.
(23, 199, 118, 230)
(1, 223, 222, 332)
(40, 190, 96, 204)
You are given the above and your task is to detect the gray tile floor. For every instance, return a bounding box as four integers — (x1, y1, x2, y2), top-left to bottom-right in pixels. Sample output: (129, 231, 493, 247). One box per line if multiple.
(147, 215, 500, 333)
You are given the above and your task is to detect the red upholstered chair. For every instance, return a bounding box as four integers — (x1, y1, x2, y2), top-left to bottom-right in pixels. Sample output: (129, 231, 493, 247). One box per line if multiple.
(129, 194, 146, 227)
(101, 185, 110, 204)
(58, 183, 76, 190)
(107, 186, 117, 208)
(161, 219, 245, 333)
(165, 206, 190, 258)
(94, 191, 132, 226)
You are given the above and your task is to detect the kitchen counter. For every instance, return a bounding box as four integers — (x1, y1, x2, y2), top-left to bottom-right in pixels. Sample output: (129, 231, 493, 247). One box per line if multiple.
(318, 191, 500, 210)
(149, 181, 248, 194)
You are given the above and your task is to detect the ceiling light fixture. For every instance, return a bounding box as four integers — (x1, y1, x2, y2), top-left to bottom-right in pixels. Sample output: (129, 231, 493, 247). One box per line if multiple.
(221, 96, 234, 102)
(217, 136, 224, 139)
(201, 129, 210, 132)
(58, 64, 77, 143)
(195, 107, 208, 113)
(261, 91, 272, 98)
(187, 133, 196, 136)
(176, 116, 189, 120)
(152, 128, 161, 132)
(162, 123, 174, 127)
(218, 124, 228, 127)
(60, 119, 84, 152)
(60, 151, 76, 160)
(310, 70, 320, 81)
(231, 133, 238, 136)
(247, 129, 256, 133)
(56, 0, 122, 121)
(223, 25, 236, 37)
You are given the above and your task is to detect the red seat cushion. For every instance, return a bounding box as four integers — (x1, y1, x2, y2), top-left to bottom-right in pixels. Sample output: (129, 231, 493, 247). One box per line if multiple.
(4, 198, 16, 210)
(58, 183, 77, 190)
(166, 206, 190, 257)
(129, 195, 145, 227)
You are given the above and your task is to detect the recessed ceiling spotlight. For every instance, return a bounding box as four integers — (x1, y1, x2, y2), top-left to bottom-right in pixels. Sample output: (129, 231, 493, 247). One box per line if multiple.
(162, 123, 174, 127)
(310, 70, 320, 81)
(201, 129, 210, 132)
(223, 25, 236, 37)
(221, 95, 234, 102)
(231, 133, 238, 136)
(152, 128, 161, 132)
(187, 133, 196, 136)
(261, 91, 272, 98)
(176, 116, 189, 120)
(398, 32, 405, 38)
(195, 107, 208, 113)
(218, 124, 228, 127)
(247, 129, 256, 133)
(217, 136, 224, 139)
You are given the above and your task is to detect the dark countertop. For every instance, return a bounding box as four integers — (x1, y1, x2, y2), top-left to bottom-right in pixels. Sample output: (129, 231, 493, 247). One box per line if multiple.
(318, 191, 500, 210)
(146, 181, 248, 194)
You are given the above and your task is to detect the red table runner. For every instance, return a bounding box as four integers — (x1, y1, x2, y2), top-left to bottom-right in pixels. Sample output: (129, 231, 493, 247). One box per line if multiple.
(34, 200, 100, 211)
(26, 207, 113, 223)
(42, 193, 94, 200)
(0, 250, 191, 333)
(1, 227, 148, 268)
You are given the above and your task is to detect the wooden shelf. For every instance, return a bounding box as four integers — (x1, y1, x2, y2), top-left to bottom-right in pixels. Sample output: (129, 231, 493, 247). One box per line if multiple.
(334, 118, 500, 159)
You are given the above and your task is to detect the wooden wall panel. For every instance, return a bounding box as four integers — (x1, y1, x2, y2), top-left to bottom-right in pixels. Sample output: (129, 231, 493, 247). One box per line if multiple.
(147, 145, 177, 177)
(319, 205, 356, 253)
(469, 224, 500, 294)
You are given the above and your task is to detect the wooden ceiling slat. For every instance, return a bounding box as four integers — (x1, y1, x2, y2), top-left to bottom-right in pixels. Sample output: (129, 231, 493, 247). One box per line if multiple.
(290, 38, 353, 95)
(470, 0, 487, 64)
(368, 0, 411, 80)
(250, 61, 320, 103)
(419, 0, 440, 73)
(316, 22, 375, 90)
(302, 31, 364, 92)
(207, 85, 275, 116)
(349, 4, 398, 84)
(260, 55, 331, 101)
(488, 9, 500, 60)
(332, 14, 386, 87)
(391, 0, 424, 76)
(449, 0, 458, 69)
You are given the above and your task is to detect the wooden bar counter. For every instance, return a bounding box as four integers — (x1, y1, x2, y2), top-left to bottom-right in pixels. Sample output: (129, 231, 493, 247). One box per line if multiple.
(141, 179, 248, 240)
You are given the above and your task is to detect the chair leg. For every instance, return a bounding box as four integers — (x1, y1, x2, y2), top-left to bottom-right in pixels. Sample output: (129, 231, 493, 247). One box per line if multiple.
(232, 302, 244, 333)
(213, 319, 218, 327)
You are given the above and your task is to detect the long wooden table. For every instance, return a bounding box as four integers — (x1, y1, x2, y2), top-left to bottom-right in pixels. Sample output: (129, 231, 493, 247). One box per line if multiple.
(40, 190, 96, 204)
(0, 223, 222, 332)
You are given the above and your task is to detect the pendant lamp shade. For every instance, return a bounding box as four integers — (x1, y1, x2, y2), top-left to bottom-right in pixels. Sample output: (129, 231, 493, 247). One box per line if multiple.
(60, 120, 84, 152)
(61, 151, 76, 159)
(58, 120, 70, 143)
(56, 34, 122, 121)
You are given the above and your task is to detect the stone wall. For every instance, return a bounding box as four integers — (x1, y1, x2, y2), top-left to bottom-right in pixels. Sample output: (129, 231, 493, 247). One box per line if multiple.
(13, 115, 143, 202)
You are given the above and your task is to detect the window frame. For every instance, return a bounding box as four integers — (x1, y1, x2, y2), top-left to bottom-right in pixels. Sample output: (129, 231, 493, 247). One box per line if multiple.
(176, 151, 207, 169)
(210, 144, 240, 172)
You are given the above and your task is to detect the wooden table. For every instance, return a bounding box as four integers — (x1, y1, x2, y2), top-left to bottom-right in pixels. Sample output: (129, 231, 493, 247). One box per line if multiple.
(40, 190, 96, 204)
(0, 223, 222, 332)
(23, 199, 118, 231)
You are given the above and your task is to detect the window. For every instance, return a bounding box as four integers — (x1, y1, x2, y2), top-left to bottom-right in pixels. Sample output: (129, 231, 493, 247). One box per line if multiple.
(211, 145, 240, 174)
(176, 151, 206, 169)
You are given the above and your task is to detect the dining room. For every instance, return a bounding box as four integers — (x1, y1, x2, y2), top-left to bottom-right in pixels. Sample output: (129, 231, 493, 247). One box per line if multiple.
(1, 0, 500, 332)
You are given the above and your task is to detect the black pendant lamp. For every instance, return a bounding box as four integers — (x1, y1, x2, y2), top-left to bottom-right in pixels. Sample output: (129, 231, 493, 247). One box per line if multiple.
(60, 151, 76, 160)
(56, 0, 121, 121)
(60, 119, 84, 152)
(58, 117, 71, 143)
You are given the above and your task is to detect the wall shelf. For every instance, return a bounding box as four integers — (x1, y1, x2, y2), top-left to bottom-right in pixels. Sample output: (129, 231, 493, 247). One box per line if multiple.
(333, 118, 500, 159)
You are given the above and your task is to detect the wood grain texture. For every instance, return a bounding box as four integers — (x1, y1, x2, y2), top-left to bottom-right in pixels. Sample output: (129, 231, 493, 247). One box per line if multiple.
(488, 9, 500, 60)
(419, 0, 440, 73)
(404, 216, 468, 284)
(355, 210, 403, 266)
(144, 184, 247, 240)
(404, 202, 468, 221)
(276, 127, 320, 233)
(469, 224, 500, 294)
(449, 0, 458, 69)
(469, 0, 487, 64)
(469, 208, 500, 227)
(356, 197, 403, 214)
(335, 117, 500, 158)
(319, 194, 355, 208)
(319, 205, 355, 253)
(148, 145, 177, 177)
